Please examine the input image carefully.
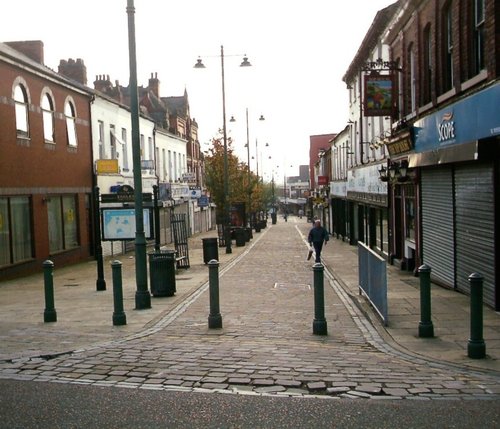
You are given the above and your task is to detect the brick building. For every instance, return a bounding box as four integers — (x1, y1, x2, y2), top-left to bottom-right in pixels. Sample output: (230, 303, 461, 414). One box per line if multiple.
(382, 0, 499, 308)
(0, 41, 94, 279)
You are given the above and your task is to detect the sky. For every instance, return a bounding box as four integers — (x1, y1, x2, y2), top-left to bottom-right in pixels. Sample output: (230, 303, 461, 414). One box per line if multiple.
(3, 0, 395, 182)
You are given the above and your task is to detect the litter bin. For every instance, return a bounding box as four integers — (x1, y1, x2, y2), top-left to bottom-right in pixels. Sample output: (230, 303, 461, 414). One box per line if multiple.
(271, 213, 277, 225)
(149, 250, 176, 297)
(235, 227, 246, 247)
(202, 237, 219, 264)
(246, 227, 253, 241)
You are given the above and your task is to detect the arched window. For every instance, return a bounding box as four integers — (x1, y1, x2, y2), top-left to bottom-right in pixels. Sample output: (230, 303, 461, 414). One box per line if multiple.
(64, 99, 78, 147)
(14, 84, 29, 137)
(41, 92, 55, 143)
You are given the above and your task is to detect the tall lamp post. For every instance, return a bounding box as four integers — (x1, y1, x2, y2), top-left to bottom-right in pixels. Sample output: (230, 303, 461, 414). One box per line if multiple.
(126, 0, 150, 310)
(230, 110, 264, 227)
(195, 46, 251, 254)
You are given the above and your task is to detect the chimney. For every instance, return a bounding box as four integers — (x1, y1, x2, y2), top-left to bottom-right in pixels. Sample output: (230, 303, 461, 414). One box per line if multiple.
(58, 58, 88, 85)
(93, 74, 113, 93)
(148, 72, 160, 97)
(5, 40, 44, 64)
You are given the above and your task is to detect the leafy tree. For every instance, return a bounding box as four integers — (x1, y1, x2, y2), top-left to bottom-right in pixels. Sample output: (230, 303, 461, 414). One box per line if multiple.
(204, 131, 267, 221)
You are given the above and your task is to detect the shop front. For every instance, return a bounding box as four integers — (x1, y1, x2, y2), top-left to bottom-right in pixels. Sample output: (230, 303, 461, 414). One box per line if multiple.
(408, 82, 500, 309)
(346, 164, 388, 259)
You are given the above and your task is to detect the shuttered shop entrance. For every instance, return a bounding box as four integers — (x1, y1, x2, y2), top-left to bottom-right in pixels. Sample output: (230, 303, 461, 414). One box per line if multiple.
(455, 163, 495, 308)
(421, 167, 455, 288)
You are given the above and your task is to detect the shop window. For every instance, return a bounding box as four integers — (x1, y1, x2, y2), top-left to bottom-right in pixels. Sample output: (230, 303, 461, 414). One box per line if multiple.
(0, 196, 33, 266)
(14, 84, 29, 138)
(47, 195, 79, 253)
(404, 185, 416, 241)
(65, 100, 78, 147)
(42, 92, 55, 143)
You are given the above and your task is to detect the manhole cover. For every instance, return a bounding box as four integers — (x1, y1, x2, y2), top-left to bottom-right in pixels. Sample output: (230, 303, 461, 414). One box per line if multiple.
(274, 283, 311, 290)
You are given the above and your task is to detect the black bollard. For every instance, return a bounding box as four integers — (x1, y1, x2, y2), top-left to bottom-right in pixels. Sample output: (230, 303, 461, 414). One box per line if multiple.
(312, 262, 327, 335)
(43, 260, 57, 323)
(111, 260, 127, 326)
(467, 273, 486, 359)
(94, 187, 106, 291)
(418, 264, 434, 338)
(208, 259, 222, 329)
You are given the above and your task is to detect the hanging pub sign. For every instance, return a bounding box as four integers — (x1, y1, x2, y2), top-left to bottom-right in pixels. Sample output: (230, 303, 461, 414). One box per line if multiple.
(364, 74, 395, 117)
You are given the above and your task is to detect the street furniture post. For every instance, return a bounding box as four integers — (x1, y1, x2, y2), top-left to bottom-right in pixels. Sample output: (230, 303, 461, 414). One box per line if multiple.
(111, 260, 127, 326)
(467, 272, 486, 359)
(43, 260, 57, 323)
(208, 259, 223, 329)
(312, 262, 327, 335)
(418, 264, 434, 338)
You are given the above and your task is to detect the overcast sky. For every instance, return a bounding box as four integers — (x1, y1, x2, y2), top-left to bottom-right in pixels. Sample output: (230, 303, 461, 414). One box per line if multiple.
(3, 0, 394, 181)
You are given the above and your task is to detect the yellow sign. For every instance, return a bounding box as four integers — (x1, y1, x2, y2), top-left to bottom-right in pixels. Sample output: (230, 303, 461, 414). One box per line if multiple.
(96, 159, 119, 174)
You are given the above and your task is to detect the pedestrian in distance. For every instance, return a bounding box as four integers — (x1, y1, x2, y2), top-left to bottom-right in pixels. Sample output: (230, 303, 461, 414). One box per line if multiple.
(308, 219, 329, 263)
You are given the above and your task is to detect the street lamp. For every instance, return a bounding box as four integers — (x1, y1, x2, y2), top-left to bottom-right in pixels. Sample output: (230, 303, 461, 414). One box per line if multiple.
(230, 110, 264, 227)
(126, 0, 150, 310)
(194, 46, 251, 254)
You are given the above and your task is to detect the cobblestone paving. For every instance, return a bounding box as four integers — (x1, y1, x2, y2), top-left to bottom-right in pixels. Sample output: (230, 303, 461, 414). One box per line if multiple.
(1, 224, 499, 400)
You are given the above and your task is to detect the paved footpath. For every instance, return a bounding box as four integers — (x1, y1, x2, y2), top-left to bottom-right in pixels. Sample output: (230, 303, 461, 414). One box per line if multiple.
(1, 220, 499, 400)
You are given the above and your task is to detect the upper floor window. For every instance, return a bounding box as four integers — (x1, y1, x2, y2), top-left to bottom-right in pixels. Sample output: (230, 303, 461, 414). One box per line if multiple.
(408, 44, 416, 114)
(121, 128, 129, 170)
(140, 134, 145, 160)
(441, 2, 454, 93)
(472, 0, 485, 74)
(98, 120, 105, 159)
(110, 124, 117, 159)
(41, 92, 55, 143)
(148, 137, 153, 162)
(422, 25, 432, 105)
(64, 100, 78, 147)
(14, 84, 29, 137)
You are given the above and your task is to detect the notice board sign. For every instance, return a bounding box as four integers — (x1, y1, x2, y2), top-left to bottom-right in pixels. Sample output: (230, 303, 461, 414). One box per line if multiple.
(101, 208, 153, 241)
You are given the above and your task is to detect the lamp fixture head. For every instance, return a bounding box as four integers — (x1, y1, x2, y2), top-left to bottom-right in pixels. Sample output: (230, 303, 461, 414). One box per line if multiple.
(240, 56, 252, 67)
(259, 114, 265, 121)
(229, 116, 236, 122)
(193, 58, 206, 68)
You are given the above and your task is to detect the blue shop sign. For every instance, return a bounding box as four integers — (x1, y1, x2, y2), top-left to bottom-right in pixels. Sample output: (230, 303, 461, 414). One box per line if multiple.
(414, 83, 500, 153)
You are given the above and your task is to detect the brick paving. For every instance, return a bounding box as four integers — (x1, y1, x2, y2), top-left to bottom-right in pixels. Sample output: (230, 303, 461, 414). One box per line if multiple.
(1, 219, 499, 400)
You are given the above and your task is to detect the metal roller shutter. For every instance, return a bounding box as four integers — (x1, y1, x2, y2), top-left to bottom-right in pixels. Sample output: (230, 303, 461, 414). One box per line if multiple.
(421, 167, 455, 288)
(455, 164, 495, 307)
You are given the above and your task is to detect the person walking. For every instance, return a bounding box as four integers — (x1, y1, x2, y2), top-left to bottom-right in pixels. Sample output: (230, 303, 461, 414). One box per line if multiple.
(308, 219, 329, 263)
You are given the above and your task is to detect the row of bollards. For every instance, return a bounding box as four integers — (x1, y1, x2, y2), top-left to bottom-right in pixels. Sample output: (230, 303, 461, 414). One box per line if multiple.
(43, 258, 328, 334)
(418, 264, 486, 359)
(43, 259, 127, 326)
(205, 260, 327, 335)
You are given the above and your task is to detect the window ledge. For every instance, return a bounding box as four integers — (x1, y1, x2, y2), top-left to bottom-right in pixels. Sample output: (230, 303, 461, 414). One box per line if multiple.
(418, 101, 433, 115)
(16, 136, 31, 147)
(437, 87, 457, 105)
(461, 70, 487, 92)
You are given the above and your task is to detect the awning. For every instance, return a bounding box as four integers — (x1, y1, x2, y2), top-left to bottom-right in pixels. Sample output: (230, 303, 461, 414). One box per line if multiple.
(408, 141, 478, 168)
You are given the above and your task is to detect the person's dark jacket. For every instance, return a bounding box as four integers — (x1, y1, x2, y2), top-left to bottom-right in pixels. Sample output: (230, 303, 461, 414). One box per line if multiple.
(308, 226, 329, 244)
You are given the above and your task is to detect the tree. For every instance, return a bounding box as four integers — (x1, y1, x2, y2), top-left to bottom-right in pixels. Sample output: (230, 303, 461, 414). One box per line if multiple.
(204, 132, 247, 222)
(204, 131, 267, 222)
